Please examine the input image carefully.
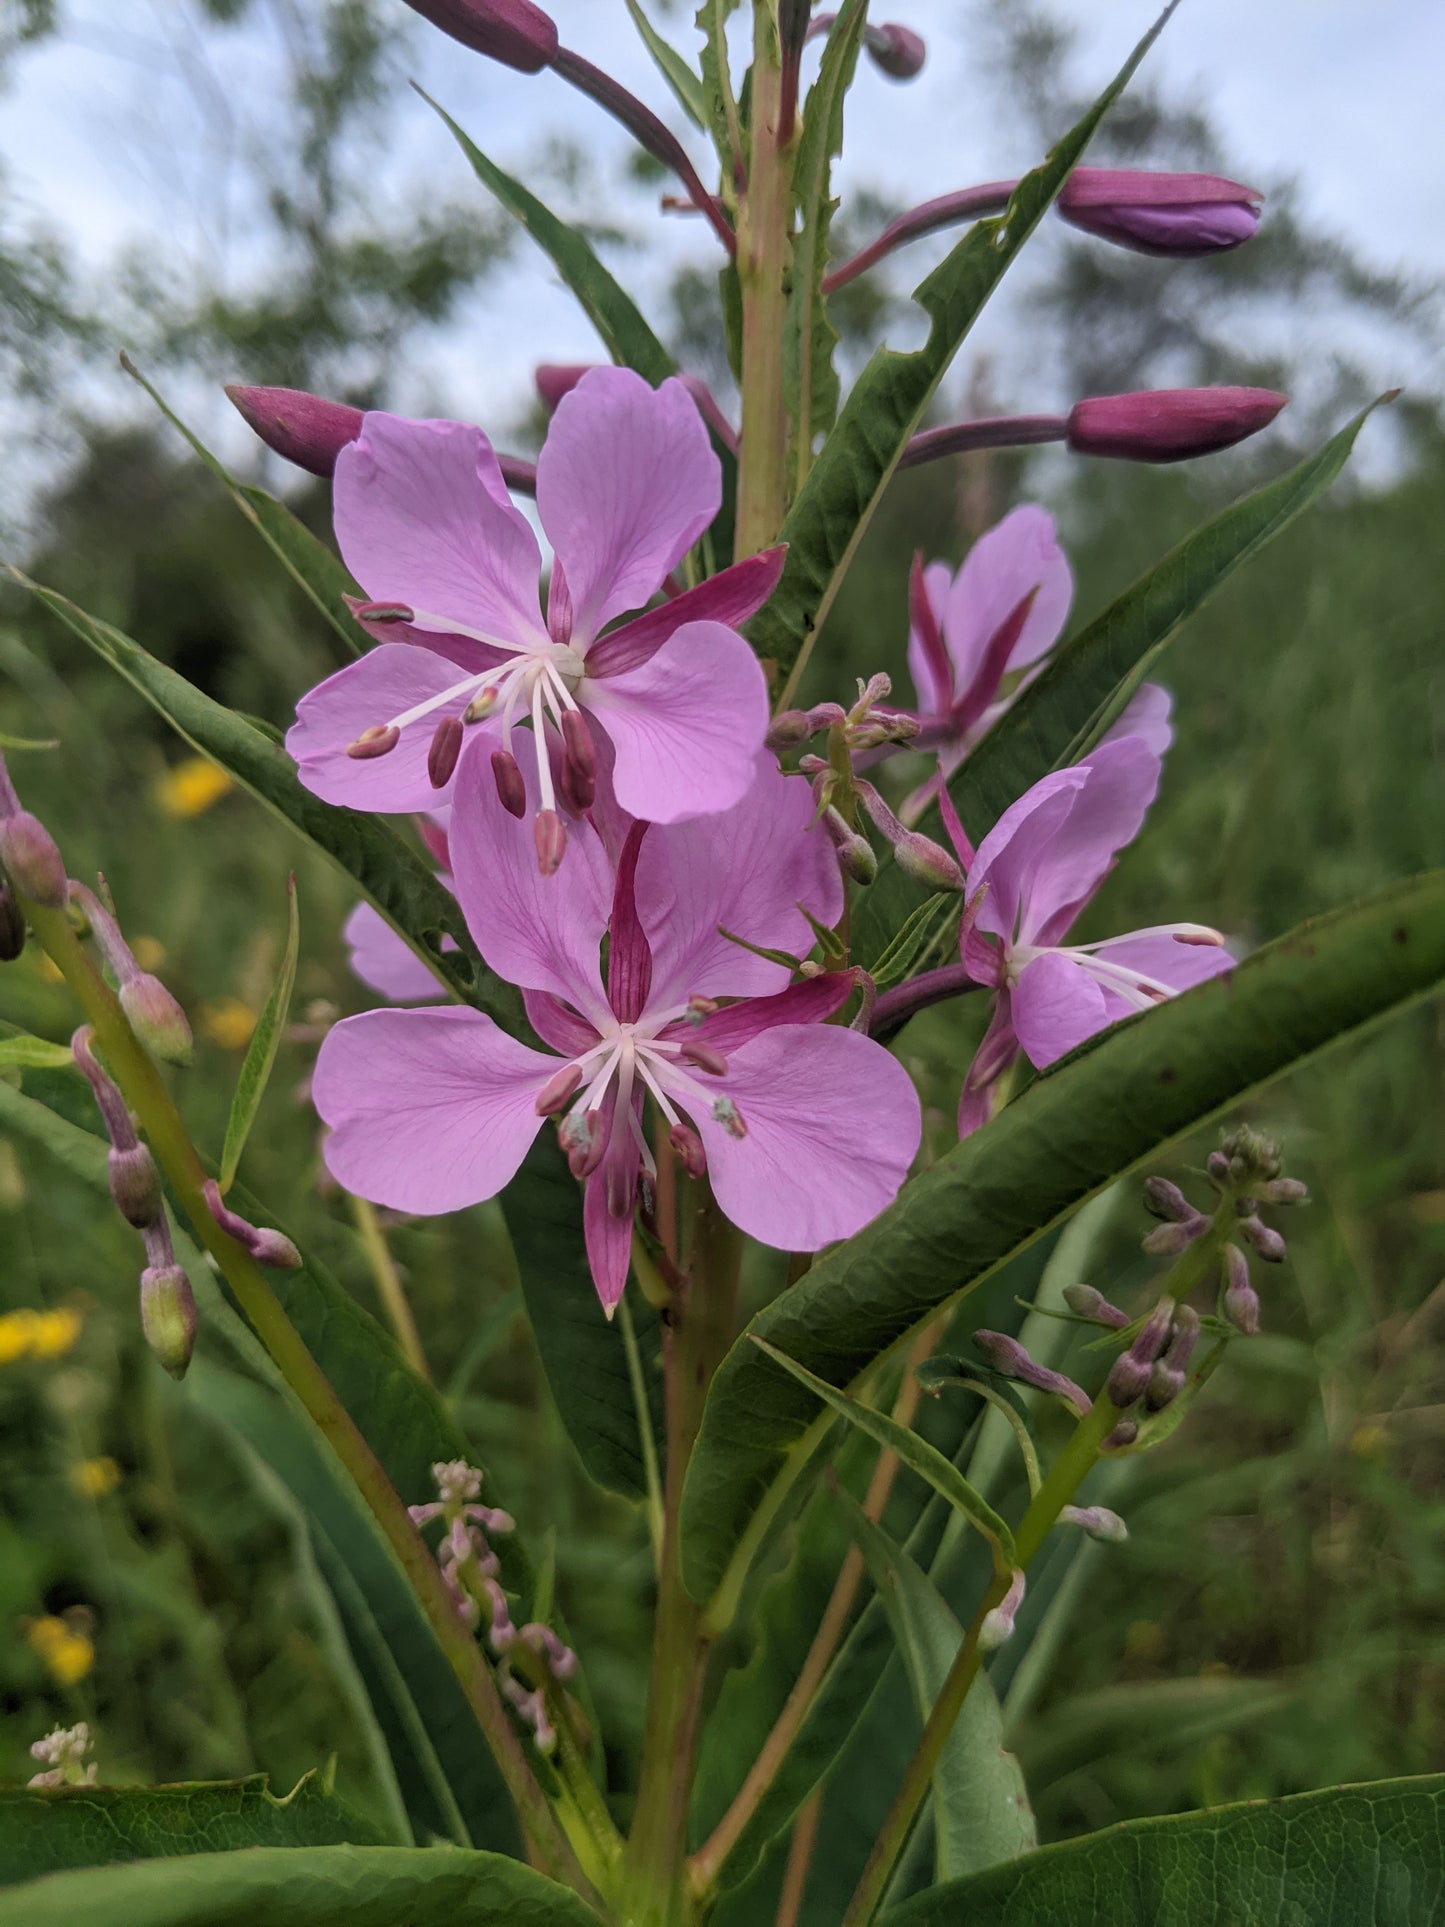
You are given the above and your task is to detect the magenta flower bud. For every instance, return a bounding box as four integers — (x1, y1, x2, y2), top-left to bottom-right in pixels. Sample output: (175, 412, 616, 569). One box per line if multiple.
(1058, 167, 1262, 258)
(427, 716, 464, 790)
(1141, 1214, 1207, 1256)
(1238, 1215, 1287, 1263)
(978, 1568, 1026, 1652)
(1107, 1297, 1174, 1407)
(491, 750, 526, 819)
(1206, 1149, 1232, 1186)
(203, 1179, 302, 1269)
(857, 783, 965, 891)
(1067, 387, 1287, 464)
(1059, 1504, 1129, 1543)
(1143, 1175, 1194, 1222)
(0, 880, 25, 961)
(973, 1329, 1091, 1417)
(535, 363, 592, 411)
(1146, 1303, 1199, 1410)
(1062, 1283, 1129, 1329)
(765, 711, 813, 751)
(400, 0, 557, 73)
(109, 1143, 163, 1229)
(119, 974, 194, 1068)
(668, 1122, 708, 1179)
(0, 812, 66, 910)
(225, 383, 364, 478)
(864, 22, 926, 79)
(1258, 1177, 1309, 1206)
(1223, 1245, 1260, 1335)
(140, 1263, 198, 1379)
(1103, 1418, 1139, 1451)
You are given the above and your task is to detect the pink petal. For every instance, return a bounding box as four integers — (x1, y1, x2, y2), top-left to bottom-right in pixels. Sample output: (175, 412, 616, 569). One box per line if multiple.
(944, 506, 1072, 690)
(585, 546, 786, 679)
(1092, 931, 1235, 996)
(905, 559, 955, 716)
(523, 988, 599, 1057)
(581, 620, 769, 825)
(687, 973, 853, 1051)
(314, 1008, 551, 1213)
(345, 595, 508, 676)
(957, 997, 1019, 1137)
(636, 755, 844, 1009)
(1025, 737, 1163, 947)
(449, 747, 613, 1025)
(1102, 681, 1173, 757)
(692, 1026, 921, 1250)
(537, 368, 720, 641)
(343, 901, 454, 1004)
(287, 643, 478, 811)
(1011, 952, 1111, 1067)
(967, 771, 1088, 951)
(335, 413, 547, 646)
(582, 1094, 640, 1313)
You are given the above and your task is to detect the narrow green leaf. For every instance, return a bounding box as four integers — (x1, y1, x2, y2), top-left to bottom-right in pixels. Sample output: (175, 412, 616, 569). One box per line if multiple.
(625, 0, 707, 128)
(854, 403, 1382, 965)
(0, 730, 59, 751)
(0, 1031, 76, 1071)
(754, 6, 1177, 684)
(218, 875, 299, 1192)
(867, 894, 959, 991)
(121, 356, 361, 658)
(9, 571, 517, 1029)
(0, 1773, 382, 1885)
(682, 870, 1445, 1603)
(750, 1338, 1014, 1559)
(783, 0, 867, 462)
(503, 1136, 666, 1500)
(418, 90, 675, 386)
(0, 1844, 602, 1927)
(879, 1775, 1445, 1927)
(842, 1497, 1036, 1882)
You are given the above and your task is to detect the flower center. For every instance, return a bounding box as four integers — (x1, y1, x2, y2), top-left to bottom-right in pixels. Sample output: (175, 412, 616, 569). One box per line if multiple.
(555, 1013, 735, 1176)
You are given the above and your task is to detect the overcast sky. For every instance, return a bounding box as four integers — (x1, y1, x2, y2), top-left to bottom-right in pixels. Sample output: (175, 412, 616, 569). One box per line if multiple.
(1, 0, 1440, 455)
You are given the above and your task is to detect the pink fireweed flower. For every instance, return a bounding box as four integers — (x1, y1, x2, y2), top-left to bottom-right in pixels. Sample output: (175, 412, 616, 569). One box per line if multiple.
(313, 756, 921, 1312)
(954, 730, 1232, 1136)
(286, 366, 778, 869)
(889, 507, 1072, 815)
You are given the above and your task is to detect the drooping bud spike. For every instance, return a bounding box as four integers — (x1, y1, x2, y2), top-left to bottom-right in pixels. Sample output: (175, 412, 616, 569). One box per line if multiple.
(973, 1329, 1091, 1416)
(1058, 167, 1262, 259)
(534, 1063, 583, 1116)
(225, 383, 364, 477)
(400, 0, 558, 72)
(1059, 1504, 1129, 1543)
(140, 1262, 198, 1379)
(1143, 1175, 1194, 1222)
(863, 21, 926, 78)
(108, 1144, 163, 1230)
(202, 1178, 302, 1269)
(346, 724, 401, 760)
(1238, 1215, 1287, 1263)
(668, 1122, 707, 1179)
(560, 710, 596, 811)
(118, 974, 194, 1068)
(1062, 1282, 1130, 1329)
(978, 1569, 1026, 1652)
(427, 716, 464, 790)
(491, 750, 527, 818)
(1067, 387, 1287, 464)
(679, 1040, 728, 1077)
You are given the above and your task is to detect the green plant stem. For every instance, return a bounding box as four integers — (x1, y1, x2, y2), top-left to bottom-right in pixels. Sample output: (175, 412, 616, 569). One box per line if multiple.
(348, 1191, 431, 1383)
(842, 1392, 1123, 1926)
(620, 1291, 666, 1570)
(624, 1188, 742, 1924)
(734, 4, 794, 571)
(22, 896, 594, 1904)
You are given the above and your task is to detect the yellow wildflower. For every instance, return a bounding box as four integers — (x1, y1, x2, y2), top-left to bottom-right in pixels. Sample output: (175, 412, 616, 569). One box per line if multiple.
(198, 997, 258, 1051)
(154, 757, 234, 818)
(0, 1311, 37, 1365)
(28, 1308, 83, 1359)
(73, 1457, 121, 1500)
(26, 1617, 95, 1688)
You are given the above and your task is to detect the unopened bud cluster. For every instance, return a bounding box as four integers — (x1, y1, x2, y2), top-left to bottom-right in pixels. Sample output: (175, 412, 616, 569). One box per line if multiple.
(28, 1722, 98, 1789)
(411, 1459, 576, 1754)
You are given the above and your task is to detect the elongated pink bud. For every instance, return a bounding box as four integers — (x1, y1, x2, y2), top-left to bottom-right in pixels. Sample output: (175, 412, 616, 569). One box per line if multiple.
(203, 1179, 302, 1269)
(225, 383, 363, 477)
(1067, 387, 1287, 464)
(401, 0, 557, 72)
(979, 1569, 1026, 1651)
(1059, 1504, 1129, 1543)
(428, 716, 464, 789)
(491, 750, 526, 818)
(119, 974, 194, 1068)
(1062, 1283, 1129, 1329)
(1059, 167, 1262, 258)
(141, 1263, 197, 1379)
(864, 22, 925, 78)
(346, 725, 401, 760)
(534, 1063, 583, 1116)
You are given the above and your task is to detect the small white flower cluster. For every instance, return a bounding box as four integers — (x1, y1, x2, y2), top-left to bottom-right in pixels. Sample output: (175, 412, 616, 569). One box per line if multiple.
(28, 1722, 97, 1788)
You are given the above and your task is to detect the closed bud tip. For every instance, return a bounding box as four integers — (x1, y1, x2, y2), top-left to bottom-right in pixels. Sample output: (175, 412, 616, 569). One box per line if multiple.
(1238, 1215, 1287, 1263)
(1058, 167, 1262, 258)
(225, 383, 364, 478)
(119, 974, 193, 1067)
(1141, 1215, 1207, 1256)
(1143, 1175, 1194, 1222)
(402, 0, 558, 74)
(140, 1263, 197, 1379)
(108, 1143, 163, 1229)
(0, 812, 67, 909)
(863, 22, 926, 78)
(978, 1569, 1026, 1652)
(1059, 1504, 1129, 1543)
(1067, 387, 1287, 464)
(1062, 1283, 1130, 1328)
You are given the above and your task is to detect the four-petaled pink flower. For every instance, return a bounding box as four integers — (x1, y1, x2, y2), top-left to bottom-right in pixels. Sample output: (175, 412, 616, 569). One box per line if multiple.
(893, 506, 1073, 814)
(955, 731, 1233, 1136)
(287, 366, 778, 872)
(314, 757, 922, 1313)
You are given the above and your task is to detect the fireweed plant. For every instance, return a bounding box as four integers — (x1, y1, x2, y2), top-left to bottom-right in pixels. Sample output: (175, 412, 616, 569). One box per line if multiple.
(3, 4, 1443, 1924)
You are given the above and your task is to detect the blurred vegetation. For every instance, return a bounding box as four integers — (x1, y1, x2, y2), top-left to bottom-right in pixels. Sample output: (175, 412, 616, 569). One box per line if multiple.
(0, 0, 1441, 1873)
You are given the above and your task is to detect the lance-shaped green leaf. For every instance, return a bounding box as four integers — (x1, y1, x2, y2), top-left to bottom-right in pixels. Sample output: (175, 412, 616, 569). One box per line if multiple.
(218, 874, 299, 1193)
(682, 869, 1445, 1604)
(502, 1135, 666, 1500)
(0, 730, 59, 751)
(783, 0, 867, 464)
(0, 1844, 602, 1927)
(8, 570, 519, 1030)
(867, 894, 960, 991)
(879, 1775, 1445, 1926)
(625, 0, 707, 128)
(121, 355, 360, 659)
(841, 1496, 1036, 1884)
(751, 1338, 1014, 1561)
(853, 402, 1383, 964)
(0, 1772, 383, 1886)
(754, 5, 1177, 685)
